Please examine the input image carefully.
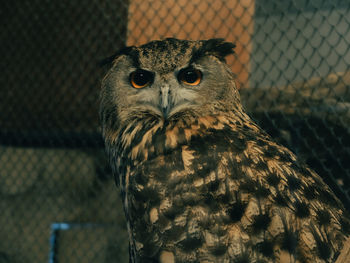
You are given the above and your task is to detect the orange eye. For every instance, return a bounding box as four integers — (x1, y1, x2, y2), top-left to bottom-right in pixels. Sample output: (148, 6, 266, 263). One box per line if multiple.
(130, 69, 154, 89)
(178, 67, 202, 86)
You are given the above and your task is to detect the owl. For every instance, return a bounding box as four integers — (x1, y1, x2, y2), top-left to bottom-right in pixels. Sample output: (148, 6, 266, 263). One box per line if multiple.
(100, 38, 350, 263)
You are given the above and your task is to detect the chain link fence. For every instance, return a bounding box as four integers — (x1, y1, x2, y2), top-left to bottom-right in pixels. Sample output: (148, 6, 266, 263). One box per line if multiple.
(1, 0, 350, 262)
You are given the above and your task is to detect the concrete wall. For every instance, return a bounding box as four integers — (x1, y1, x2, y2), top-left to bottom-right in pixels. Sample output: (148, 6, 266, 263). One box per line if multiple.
(0, 147, 128, 262)
(251, 7, 350, 88)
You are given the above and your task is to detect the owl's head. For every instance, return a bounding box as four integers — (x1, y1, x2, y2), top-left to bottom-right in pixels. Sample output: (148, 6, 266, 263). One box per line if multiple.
(100, 38, 240, 129)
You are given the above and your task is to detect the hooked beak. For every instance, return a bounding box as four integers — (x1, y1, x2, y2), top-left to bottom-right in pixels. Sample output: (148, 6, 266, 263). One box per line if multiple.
(160, 85, 171, 117)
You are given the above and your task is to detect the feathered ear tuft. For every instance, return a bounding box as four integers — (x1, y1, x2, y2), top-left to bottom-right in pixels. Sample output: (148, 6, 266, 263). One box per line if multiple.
(99, 46, 136, 67)
(191, 38, 236, 63)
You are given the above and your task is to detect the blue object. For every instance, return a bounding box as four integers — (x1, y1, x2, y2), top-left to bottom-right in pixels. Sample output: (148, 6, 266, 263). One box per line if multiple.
(48, 222, 105, 263)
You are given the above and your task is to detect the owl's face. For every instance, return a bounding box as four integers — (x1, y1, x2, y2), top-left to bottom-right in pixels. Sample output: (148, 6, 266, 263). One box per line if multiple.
(101, 38, 240, 126)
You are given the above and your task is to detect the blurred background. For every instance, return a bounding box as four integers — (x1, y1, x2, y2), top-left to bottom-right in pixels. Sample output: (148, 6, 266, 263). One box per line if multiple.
(1, 0, 349, 262)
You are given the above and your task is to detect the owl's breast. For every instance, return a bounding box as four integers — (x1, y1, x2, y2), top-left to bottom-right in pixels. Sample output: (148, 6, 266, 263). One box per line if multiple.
(125, 135, 230, 261)
(121, 115, 251, 260)
(115, 113, 349, 262)
(120, 113, 251, 203)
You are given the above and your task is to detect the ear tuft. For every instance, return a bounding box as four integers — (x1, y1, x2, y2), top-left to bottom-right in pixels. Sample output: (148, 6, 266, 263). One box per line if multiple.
(191, 38, 236, 63)
(99, 46, 135, 67)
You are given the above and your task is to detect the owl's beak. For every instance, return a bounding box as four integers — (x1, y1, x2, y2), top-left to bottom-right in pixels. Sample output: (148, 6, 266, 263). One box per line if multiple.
(160, 85, 171, 117)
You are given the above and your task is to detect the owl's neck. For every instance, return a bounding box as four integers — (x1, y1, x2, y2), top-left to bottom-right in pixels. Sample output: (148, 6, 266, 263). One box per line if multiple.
(110, 109, 258, 166)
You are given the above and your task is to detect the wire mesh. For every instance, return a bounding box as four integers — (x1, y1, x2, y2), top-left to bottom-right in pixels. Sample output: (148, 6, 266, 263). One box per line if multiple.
(1, 0, 349, 262)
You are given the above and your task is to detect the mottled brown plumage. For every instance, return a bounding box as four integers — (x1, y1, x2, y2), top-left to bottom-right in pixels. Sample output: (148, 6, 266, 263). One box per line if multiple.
(100, 38, 350, 262)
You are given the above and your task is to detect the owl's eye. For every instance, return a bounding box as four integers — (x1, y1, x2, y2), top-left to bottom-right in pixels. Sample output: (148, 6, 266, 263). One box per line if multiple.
(178, 67, 202, 86)
(130, 69, 154, 89)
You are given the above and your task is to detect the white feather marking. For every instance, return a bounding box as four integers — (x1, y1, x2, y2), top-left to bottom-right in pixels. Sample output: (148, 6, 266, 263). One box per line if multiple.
(159, 251, 175, 263)
(181, 145, 195, 168)
(149, 207, 159, 224)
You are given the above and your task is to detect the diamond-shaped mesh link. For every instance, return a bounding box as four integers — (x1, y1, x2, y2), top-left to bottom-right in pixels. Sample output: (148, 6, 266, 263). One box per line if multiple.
(0, 0, 349, 262)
